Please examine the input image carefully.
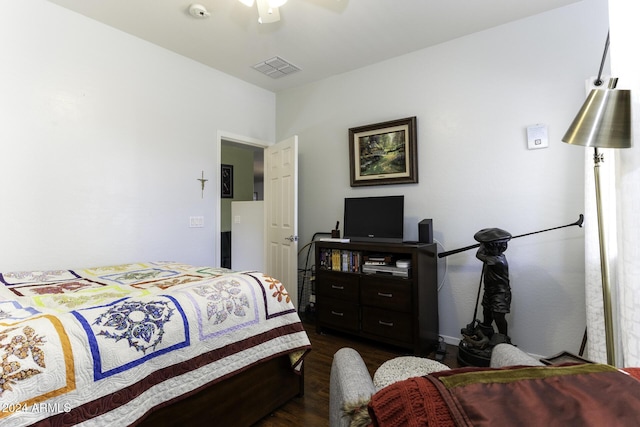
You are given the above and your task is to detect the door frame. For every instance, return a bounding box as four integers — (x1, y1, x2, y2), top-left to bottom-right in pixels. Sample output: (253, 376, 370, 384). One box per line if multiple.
(215, 130, 269, 268)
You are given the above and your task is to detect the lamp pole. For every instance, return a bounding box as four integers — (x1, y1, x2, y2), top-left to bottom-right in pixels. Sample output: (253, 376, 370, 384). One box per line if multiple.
(593, 147, 616, 365)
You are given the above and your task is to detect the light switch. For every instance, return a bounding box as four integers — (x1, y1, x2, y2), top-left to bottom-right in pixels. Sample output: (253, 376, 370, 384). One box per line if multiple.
(189, 216, 204, 228)
(234, 215, 241, 224)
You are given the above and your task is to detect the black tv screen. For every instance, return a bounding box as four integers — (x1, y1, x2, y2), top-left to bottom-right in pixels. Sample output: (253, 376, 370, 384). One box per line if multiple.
(343, 196, 404, 243)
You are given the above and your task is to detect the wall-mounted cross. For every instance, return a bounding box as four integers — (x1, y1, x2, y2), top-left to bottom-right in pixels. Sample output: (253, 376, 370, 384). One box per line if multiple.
(197, 171, 208, 199)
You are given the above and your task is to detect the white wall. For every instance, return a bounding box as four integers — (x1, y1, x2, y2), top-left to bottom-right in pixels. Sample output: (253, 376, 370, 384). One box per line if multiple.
(277, 0, 609, 356)
(0, 0, 275, 271)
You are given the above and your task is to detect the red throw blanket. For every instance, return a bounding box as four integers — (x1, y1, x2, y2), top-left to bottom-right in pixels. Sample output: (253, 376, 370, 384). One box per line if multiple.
(368, 365, 640, 427)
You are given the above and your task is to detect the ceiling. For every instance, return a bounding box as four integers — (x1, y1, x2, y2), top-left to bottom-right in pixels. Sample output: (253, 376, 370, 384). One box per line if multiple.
(47, 0, 580, 93)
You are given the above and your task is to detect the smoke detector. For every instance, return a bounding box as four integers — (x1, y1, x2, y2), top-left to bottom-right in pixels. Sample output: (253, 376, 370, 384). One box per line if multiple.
(189, 4, 211, 18)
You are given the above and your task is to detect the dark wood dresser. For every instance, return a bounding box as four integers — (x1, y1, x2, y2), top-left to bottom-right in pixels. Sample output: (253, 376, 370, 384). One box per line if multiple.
(315, 241, 438, 355)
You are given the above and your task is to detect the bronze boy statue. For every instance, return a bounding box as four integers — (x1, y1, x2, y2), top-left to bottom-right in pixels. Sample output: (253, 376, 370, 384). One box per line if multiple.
(460, 227, 512, 359)
(474, 227, 512, 342)
(453, 217, 583, 365)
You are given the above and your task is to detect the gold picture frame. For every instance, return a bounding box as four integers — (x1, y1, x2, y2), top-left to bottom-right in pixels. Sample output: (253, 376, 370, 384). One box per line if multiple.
(349, 116, 418, 187)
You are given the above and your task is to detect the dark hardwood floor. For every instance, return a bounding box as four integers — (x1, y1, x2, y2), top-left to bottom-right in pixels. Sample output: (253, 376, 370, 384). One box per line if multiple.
(253, 320, 460, 426)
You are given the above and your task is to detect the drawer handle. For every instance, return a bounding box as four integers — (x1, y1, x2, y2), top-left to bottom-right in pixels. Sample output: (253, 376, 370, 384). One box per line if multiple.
(377, 292, 393, 298)
(331, 285, 345, 290)
(331, 311, 344, 317)
(378, 320, 394, 327)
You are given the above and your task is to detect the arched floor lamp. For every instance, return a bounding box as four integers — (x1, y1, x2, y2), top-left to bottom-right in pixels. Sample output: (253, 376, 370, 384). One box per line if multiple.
(561, 33, 632, 366)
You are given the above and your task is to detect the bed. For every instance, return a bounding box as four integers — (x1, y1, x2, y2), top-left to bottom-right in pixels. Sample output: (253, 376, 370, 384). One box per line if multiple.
(0, 262, 311, 426)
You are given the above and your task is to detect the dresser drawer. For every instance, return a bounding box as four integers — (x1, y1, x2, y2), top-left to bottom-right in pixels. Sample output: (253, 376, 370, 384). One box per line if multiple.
(360, 277, 411, 311)
(316, 272, 359, 302)
(317, 297, 359, 332)
(361, 307, 412, 343)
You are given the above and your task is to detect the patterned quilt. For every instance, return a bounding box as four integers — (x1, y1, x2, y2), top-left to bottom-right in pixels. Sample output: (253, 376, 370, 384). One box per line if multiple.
(0, 262, 311, 426)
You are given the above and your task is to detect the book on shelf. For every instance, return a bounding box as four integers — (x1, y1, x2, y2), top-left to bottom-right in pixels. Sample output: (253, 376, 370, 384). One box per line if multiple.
(318, 247, 362, 272)
(331, 249, 341, 271)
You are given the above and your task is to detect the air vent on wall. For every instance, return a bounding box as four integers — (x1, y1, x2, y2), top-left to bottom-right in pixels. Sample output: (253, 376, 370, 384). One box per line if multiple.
(252, 56, 300, 79)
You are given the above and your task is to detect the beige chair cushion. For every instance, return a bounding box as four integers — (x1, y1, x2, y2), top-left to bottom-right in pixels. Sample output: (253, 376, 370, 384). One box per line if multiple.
(373, 356, 450, 390)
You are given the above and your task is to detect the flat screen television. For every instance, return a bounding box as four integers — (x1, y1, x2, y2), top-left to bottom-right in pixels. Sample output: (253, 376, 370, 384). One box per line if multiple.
(343, 195, 404, 243)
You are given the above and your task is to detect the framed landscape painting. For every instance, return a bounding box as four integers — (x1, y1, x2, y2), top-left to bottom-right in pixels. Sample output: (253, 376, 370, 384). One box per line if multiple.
(349, 116, 418, 187)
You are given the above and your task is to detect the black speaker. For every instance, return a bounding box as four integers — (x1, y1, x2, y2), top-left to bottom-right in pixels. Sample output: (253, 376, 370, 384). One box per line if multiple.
(418, 219, 433, 244)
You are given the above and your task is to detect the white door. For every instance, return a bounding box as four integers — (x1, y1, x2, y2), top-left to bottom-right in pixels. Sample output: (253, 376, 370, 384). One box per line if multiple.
(265, 136, 299, 310)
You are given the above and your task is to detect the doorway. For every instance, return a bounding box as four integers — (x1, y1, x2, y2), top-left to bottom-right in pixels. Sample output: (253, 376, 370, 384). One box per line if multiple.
(215, 132, 299, 310)
(219, 136, 265, 269)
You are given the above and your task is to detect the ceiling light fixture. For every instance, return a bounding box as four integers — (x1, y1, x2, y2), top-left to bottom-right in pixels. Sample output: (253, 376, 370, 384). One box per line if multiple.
(239, 0, 288, 24)
(268, 0, 288, 7)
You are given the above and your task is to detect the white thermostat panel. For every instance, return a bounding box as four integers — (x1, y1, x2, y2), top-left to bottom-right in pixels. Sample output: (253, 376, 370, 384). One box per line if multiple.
(526, 124, 549, 150)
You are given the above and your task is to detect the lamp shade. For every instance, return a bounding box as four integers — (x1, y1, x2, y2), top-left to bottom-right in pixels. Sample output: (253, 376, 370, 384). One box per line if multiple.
(562, 88, 632, 149)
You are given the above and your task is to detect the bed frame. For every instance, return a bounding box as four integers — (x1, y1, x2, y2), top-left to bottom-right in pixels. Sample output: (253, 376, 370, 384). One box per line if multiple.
(136, 354, 304, 426)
